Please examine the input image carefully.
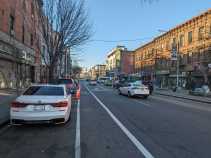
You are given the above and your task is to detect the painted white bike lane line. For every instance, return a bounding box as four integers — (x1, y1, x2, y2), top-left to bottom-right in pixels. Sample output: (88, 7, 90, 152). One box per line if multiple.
(75, 100, 81, 158)
(85, 85, 155, 158)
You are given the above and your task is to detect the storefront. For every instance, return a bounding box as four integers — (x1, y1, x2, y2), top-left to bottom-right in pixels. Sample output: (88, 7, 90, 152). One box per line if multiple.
(0, 37, 36, 89)
(155, 70, 170, 88)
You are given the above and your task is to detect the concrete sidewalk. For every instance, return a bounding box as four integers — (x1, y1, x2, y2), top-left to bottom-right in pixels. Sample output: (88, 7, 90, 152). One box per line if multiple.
(154, 89, 211, 104)
(0, 90, 18, 126)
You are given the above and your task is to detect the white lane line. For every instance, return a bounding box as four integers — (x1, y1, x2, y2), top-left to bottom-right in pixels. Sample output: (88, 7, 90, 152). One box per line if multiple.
(85, 85, 155, 158)
(75, 100, 81, 158)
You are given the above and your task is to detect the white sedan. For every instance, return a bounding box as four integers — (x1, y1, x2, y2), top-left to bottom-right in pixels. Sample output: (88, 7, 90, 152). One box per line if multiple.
(89, 80, 97, 86)
(10, 84, 72, 125)
(118, 82, 150, 99)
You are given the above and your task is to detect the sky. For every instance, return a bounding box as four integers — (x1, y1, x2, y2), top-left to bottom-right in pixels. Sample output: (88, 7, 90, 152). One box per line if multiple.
(76, 0, 210, 68)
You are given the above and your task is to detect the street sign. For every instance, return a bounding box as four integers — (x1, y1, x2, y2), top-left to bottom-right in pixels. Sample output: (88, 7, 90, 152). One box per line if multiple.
(171, 47, 177, 61)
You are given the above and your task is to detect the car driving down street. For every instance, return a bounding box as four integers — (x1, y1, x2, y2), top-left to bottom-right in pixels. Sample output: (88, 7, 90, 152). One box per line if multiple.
(118, 82, 150, 98)
(10, 84, 72, 124)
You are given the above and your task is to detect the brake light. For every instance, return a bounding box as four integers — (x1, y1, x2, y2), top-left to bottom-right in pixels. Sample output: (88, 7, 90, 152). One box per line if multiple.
(11, 101, 28, 108)
(53, 101, 68, 107)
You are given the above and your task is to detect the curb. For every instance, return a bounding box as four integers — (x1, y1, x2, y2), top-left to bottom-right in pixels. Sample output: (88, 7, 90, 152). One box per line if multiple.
(0, 96, 16, 127)
(0, 119, 9, 128)
(154, 92, 211, 104)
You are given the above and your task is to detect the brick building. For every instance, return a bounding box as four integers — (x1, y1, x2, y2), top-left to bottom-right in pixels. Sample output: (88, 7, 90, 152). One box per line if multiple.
(134, 9, 211, 89)
(0, 0, 43, 89)
(106, 46, 134, 77)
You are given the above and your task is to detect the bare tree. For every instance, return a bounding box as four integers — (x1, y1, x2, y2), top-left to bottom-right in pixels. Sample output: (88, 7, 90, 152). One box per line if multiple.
(39, 0, 91, 82)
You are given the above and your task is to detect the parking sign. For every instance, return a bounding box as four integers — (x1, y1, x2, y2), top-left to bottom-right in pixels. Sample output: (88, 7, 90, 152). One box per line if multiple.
(171, 47, 177, 60)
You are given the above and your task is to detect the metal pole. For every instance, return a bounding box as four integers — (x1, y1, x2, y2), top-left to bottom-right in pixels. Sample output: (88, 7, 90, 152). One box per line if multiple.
(176, 42, 180, 88)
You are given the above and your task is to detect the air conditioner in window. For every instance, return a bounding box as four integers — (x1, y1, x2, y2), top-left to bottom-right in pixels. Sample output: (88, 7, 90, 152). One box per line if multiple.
(21, 50, 27, 59)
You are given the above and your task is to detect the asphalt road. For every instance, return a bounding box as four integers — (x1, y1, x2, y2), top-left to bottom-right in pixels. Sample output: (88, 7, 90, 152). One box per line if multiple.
(1, 81, 211, 158)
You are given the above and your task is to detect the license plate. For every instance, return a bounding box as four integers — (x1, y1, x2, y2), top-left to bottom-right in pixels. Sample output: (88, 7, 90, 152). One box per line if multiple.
(33, 105, 45, 111)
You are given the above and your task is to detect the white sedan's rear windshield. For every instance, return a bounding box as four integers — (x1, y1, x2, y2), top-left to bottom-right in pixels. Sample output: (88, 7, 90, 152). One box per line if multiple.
(23, 86, 64, 96)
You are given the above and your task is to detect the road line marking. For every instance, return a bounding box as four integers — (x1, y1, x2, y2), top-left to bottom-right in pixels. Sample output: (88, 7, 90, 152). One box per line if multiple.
(75, 100, 81, 158)
(85, 85, 155, 158)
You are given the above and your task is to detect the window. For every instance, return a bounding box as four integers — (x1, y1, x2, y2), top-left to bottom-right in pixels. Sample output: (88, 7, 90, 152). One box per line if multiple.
(179, 35, 184, 47)
(30, 33, 33, 46)
(9, 15, 15, 35)
(209, 25, 211, 37)
(188, 31, 192, 44)
(23, 86, 64, 96)
(198, 26, 204, 40)
(31, 2, 34, 17)
(187, 52, 191, 64)
(172, 38, 177, 48)
(22, 25, 25, 43)
(23, 0, 26, 11)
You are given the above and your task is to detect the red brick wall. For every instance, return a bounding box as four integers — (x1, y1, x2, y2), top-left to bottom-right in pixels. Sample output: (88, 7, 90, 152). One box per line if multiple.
(0, 0, 41, 64)
(121, 51, 134, 74)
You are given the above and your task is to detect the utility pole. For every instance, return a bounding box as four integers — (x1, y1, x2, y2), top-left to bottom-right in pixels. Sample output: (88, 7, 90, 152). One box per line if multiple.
(176, 42, 180, 88)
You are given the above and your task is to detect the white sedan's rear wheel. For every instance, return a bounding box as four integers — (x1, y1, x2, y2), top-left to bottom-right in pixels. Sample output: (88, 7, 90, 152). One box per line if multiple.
(128, 91, 132, 97)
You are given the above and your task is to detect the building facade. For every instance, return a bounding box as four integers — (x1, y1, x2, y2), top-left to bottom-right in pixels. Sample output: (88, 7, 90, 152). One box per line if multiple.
(90, 64, 106, 80)
(0, 0, 43, 89)
(135, 9, 211, 89)
(106, 46, 134, 77)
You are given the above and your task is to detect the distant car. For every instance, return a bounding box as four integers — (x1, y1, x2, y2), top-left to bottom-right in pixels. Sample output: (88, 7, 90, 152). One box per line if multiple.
(89, 80, 97, 86)
(97, 77, 110, 84)
(104, 79, 112, 86)
(10, 84, 72, 125)
(118, 82, 150, 99)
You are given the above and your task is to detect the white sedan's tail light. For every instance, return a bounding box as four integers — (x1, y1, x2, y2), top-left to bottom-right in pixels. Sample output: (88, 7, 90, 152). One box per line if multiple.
(52, 101, 68, 107)
(11, 101, 28, 108)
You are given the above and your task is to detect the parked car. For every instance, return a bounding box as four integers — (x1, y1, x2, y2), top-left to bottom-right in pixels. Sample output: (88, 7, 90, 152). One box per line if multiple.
(10, 84, 72, 125)
(118, 82, 150, 98)
(89, 80, 97, 86)
(189, 85, 210, 96)
(58, 78, 75, 90)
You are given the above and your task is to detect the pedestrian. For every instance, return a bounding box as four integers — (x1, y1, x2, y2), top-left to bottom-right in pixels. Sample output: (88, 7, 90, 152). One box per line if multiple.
(190, 79, 195, 91)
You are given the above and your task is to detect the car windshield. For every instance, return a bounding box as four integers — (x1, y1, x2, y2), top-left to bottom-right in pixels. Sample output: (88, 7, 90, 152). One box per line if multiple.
(23, 86, 64, 96)
(58, 79, 73, 84)
(131, 83, 144, 87)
